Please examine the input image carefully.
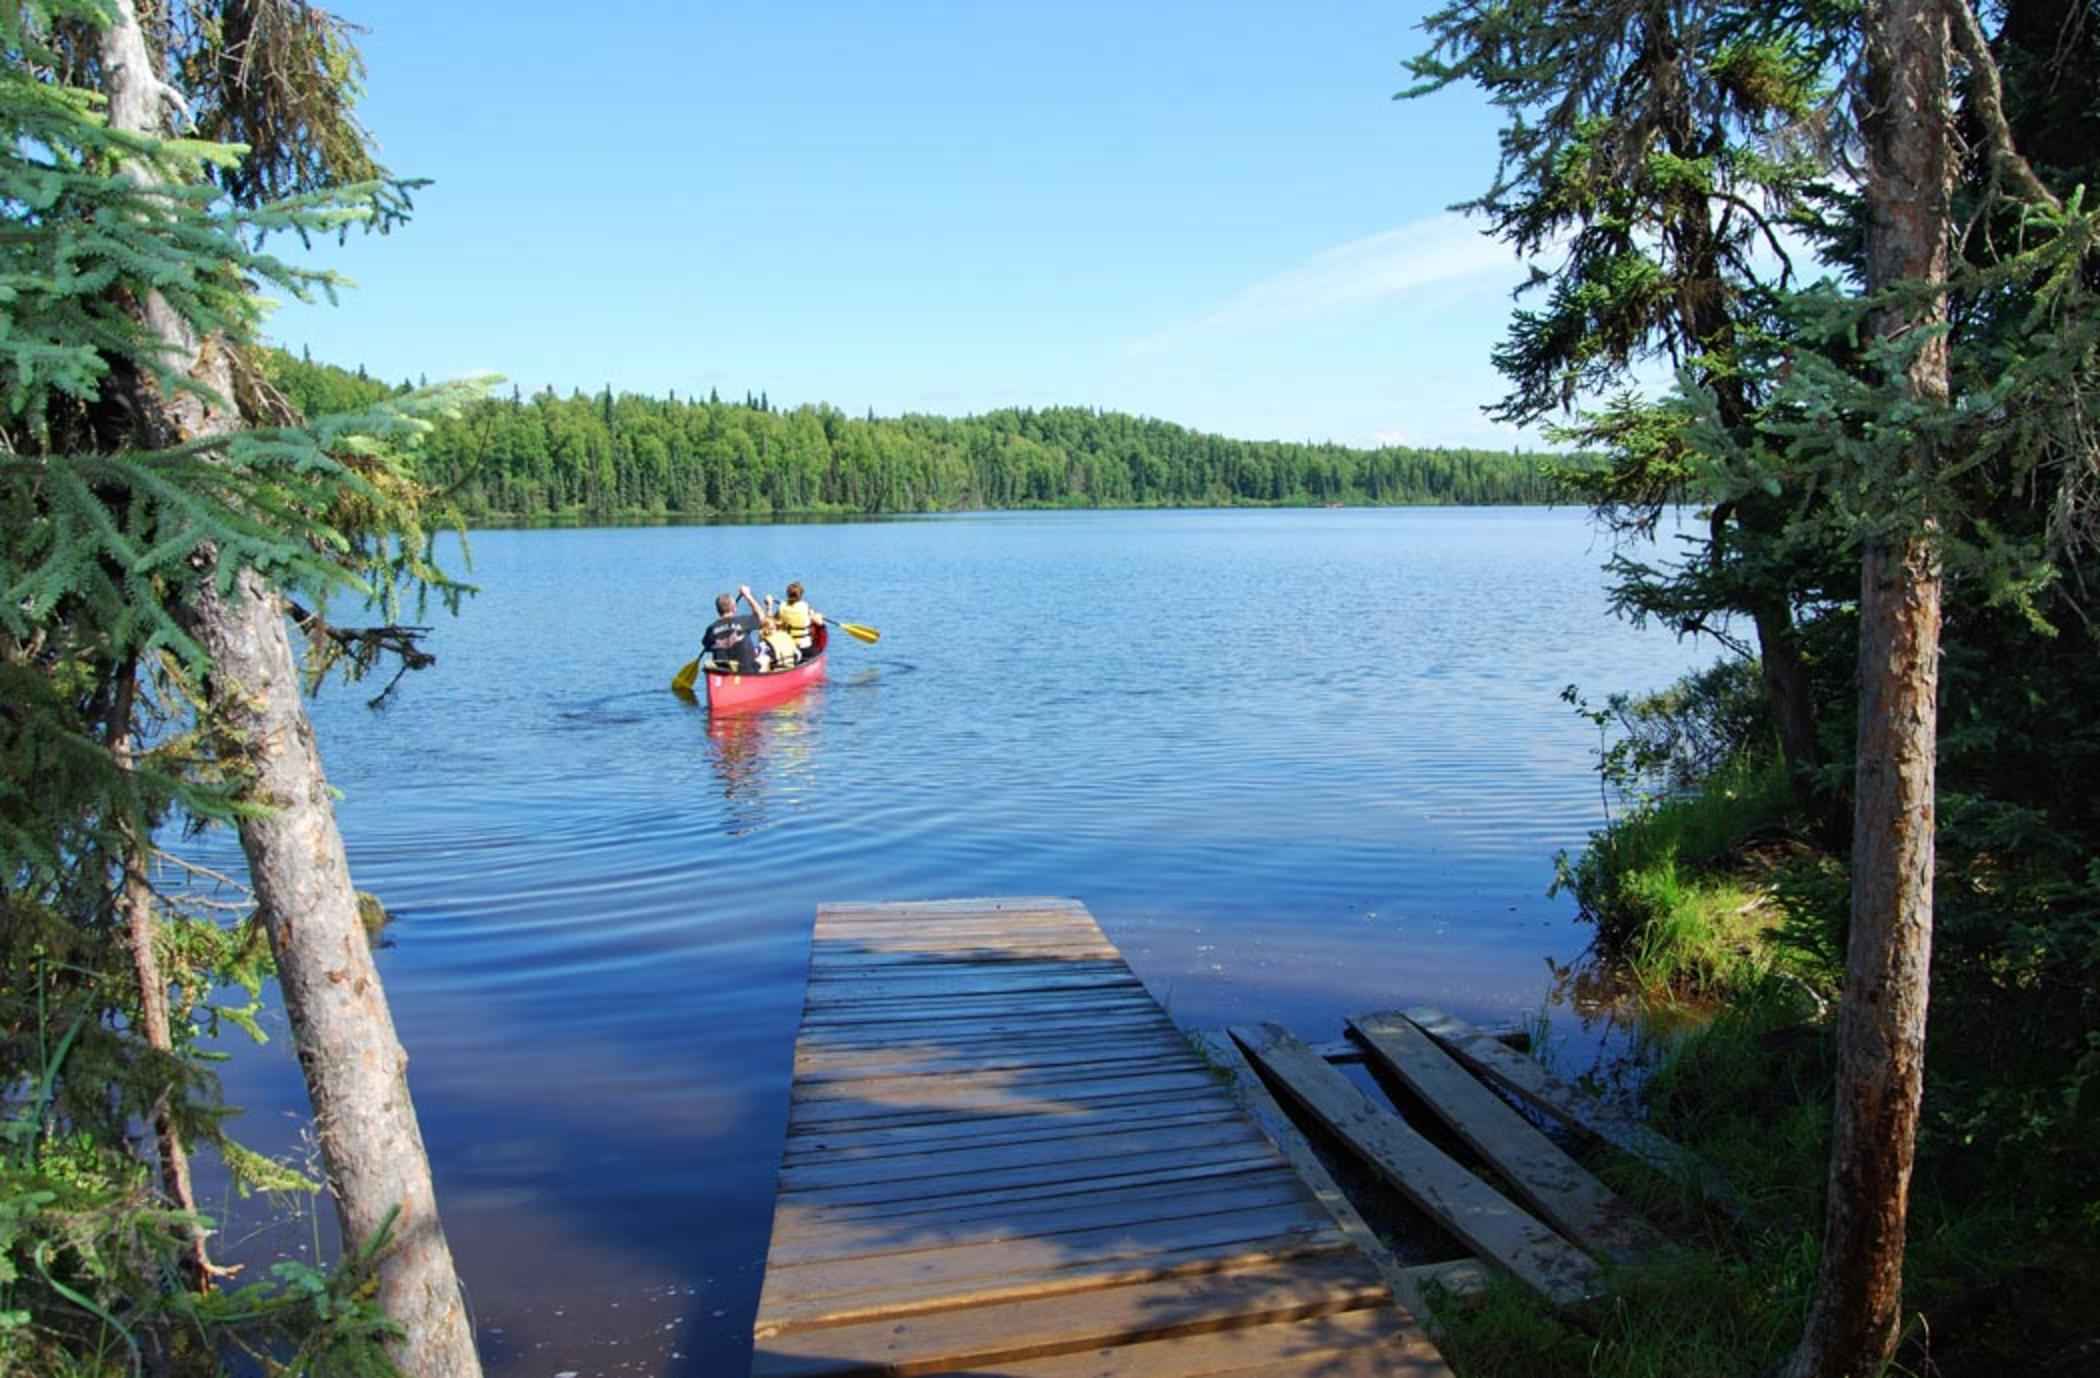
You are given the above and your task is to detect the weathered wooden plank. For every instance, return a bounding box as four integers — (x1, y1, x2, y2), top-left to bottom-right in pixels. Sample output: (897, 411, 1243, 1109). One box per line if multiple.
(770, 1167, 1301, 1245)
(755, 1226, 1360, 1344)
(803, 976, 1147, 1007)
(810, 949, 1125, 970)
(793, 1034, 1180, 1085)
(797, 1014, 1172, 1048)
(802, 970, 1134, 999)
(795, 1009, 1175, 1051)
(791, 1052, 1204, 1104)
(764, 1171, 1312, 1267)
(806, 920, 1100, 941)
(782, 1093, 1233, 1152)
(761, 1239, 1357, 1344)
(778, 1116, 1265, 1191)
(815, 902, 1090, 923)
(976, 1306, 1450, 1378)
(809, 931, 1104, 957)
(1231, 1023, 1602, 1309)
(793, 1046, 1178, 1090)
(777, 1157, 1288, 1226)
(798, 990, 1161, 1029)
(800, 1001, 1172, 1033)
(1393, 1007, 1739, 1214)
(807, 930, 1105, 956)
(808, 957, 1131, 985)
(768, 1169, 1305, 1260)
(779, 1139, 1282, 1210)
(782, 1116, 1250, 1172)
(750, 1252, 1387, 1374)
(782, 1093, 1241, 1156)
(786, 1066, 1222, 1130)
(757, 1203, 1344, 1329)
(799, 998, 1166, 1035)
(808, 946, 1117, 972)
(808, 942, 1123, 971)
(1194, 1031, 1448, 1330)
(797, 1018, 1175, 1057)
(1348, 1013, 1667, 1264)
(802, 969, 1145, 1006)
(802, 920, 1100, 941)
(816, 896, 1087, 917)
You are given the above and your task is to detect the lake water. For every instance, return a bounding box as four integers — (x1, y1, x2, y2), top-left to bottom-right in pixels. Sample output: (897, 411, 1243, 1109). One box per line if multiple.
(193, 507, 1711, 1375)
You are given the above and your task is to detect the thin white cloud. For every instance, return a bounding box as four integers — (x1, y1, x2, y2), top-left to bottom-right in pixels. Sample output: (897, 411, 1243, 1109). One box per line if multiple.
(1127, 213, 1518, 357)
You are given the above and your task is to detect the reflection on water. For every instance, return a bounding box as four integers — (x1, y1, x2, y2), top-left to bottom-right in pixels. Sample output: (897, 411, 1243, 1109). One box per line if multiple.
(704, 691, 826, 834)
(183, 508, 1712, 1376)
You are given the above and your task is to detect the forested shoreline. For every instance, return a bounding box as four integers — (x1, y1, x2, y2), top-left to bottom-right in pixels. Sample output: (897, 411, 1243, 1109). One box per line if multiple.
(12, 0, 2100, 1371)
(266, 351, 1564, 520)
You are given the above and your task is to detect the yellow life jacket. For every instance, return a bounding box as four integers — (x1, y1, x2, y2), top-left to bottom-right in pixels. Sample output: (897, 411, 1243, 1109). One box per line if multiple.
(763, 627, 799, 666)
(779, 598, 814, 643)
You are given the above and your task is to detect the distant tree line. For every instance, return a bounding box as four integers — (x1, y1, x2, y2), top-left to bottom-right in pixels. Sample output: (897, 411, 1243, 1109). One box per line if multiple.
(265, 350, 1566, 520)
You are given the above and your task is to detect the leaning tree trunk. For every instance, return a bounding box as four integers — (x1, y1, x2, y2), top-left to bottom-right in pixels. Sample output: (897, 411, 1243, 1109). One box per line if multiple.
(97, 5, 483, 1373)
(1782, 1, 1950, 1374)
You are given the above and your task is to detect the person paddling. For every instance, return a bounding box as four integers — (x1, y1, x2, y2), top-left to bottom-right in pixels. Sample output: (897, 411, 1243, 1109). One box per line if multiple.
(701, 585, 766, 674)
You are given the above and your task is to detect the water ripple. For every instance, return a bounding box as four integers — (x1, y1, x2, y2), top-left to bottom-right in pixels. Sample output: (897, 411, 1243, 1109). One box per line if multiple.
(186, 508, 1712, 1378)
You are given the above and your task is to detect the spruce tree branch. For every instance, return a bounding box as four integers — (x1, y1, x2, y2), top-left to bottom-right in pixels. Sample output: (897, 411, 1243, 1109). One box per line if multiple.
(1707, 189, 1797, 286)
(150, 851, 255, 897)
(283, 599, 434, 707)
(1947, 0, 2063, 215)
(1677, 614, 1756, 660)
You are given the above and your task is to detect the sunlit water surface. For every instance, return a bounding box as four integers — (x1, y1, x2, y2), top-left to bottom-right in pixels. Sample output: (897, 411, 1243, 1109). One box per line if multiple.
(188, 508, 1710, 1375)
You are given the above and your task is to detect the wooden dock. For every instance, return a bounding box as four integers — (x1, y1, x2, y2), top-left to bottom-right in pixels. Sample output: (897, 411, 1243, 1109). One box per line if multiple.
(749, 898, 1451, 1378)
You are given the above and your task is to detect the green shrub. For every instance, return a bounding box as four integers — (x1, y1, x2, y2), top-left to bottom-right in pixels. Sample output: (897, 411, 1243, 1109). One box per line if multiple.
(1570, 657, 1774, 802)
(1555, 753, 1797, 991)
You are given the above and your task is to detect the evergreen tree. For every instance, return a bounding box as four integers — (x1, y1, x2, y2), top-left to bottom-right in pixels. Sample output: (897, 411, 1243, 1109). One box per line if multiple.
(367, 363, 1566, 521)
(1406, 0, 1844, 796)
(1, 2, 485, 1371)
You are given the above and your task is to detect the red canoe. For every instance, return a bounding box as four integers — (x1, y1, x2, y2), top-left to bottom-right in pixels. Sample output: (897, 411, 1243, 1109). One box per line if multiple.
(704, 622, 828, 713)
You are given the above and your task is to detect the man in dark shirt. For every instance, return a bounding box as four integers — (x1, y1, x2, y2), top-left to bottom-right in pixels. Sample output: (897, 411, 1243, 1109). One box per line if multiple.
(701, 585, 765, 673)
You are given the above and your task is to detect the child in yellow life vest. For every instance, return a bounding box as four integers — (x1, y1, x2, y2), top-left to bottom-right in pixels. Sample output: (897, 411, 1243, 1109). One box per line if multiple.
(776, 581, 823, 652)
(758, 613, 799, 670)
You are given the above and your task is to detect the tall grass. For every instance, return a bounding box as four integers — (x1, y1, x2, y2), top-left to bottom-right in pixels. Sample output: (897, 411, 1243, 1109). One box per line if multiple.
(1555, 753, 1800, 997)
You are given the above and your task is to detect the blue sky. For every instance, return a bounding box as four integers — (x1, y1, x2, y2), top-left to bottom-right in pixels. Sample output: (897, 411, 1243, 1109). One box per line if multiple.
(266, 1, 1543, 449)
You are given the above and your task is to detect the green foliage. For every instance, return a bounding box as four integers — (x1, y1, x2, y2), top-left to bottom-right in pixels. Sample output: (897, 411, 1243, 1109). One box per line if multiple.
(1553, 748, 1797, 991)
(1431, 985, 1833, 1378)
(1432, 4, 2100, 1369)
(287, 354, 1566, 521)
(1405, 0, 1864, 808)
(1436, 972, 2097, 1377)
(1564, 658, 1773, 799)
(1, 4, 480, 1373)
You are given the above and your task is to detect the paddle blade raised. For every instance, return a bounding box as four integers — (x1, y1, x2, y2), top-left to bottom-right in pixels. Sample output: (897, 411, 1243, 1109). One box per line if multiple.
(835, 621, 880, 645)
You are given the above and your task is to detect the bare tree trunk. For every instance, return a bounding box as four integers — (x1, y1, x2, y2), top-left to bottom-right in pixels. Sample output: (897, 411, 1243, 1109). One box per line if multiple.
(1752, 595, 1821, 786)
(110, 668, 214, 1288)
(1783, 1, 1950, 1373)
(97, 5, 482, 1373)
